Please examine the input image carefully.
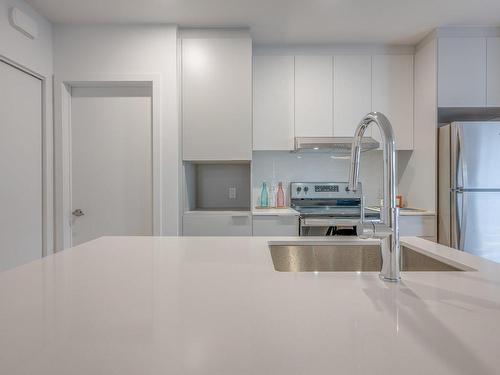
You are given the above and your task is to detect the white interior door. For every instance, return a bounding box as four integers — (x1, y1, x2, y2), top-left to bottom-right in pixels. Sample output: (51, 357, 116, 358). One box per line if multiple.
(70, 86, 153, 246)
(0, 60, 43, 271)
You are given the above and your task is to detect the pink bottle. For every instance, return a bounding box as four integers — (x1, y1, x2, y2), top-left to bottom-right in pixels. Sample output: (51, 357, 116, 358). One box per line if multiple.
(276, 182, 285, 208)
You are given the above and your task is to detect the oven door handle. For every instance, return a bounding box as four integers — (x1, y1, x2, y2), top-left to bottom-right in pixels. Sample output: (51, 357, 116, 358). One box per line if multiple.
(301, 217, 359, 227)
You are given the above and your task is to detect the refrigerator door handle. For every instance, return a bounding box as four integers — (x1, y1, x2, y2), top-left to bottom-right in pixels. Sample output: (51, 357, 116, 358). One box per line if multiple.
(451, 188, 467, 250)
(451, 123, 466, 191)
(451, 190, 458, 248)
(451, 190, 463, 250)
(457, 125, 467, 190)
(459, 191, 468, 250)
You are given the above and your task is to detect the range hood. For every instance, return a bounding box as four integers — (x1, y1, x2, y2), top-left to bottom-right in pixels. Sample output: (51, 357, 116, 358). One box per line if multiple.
(294, 137, 380, 155)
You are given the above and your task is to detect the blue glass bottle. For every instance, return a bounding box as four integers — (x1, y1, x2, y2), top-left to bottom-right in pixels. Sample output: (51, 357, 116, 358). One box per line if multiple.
(260, 182, 269, 207)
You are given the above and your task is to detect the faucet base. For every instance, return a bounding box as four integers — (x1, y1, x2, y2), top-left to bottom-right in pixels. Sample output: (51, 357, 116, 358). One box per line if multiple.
(379, 273, 401, 282)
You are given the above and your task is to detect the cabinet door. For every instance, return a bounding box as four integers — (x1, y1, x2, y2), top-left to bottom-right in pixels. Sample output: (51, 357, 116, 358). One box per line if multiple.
(252, 215, 299, 236)
(183, 212, 252, 236)
(399, 215, 436, 238)
(438, 37, 487, 107)
(253, 56, 295, 150)
(372, 55, 414, 150)
(487, 38, 500, 107)
(182, 37, 252, 160)
(295, 56, 333, 137)
(333, 55, 372, 136)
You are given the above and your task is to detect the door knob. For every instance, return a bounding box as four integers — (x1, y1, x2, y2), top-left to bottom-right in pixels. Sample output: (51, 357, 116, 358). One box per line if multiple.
(72, 209, 84, 217)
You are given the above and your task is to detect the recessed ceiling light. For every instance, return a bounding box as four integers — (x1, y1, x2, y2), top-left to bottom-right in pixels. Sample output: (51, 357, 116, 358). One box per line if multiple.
(313, 147, 319, 150)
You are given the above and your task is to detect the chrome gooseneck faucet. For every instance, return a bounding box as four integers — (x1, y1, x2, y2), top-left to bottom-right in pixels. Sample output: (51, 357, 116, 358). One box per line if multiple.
(348, 112, 400, 282)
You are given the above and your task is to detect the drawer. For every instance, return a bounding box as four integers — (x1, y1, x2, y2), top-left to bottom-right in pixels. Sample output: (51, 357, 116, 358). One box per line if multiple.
(183, 212, 252, 236)
(252, 215, 299, 236)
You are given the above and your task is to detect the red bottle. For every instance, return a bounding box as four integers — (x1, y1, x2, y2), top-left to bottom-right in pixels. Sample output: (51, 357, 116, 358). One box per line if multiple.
(276, 182, 285, 208)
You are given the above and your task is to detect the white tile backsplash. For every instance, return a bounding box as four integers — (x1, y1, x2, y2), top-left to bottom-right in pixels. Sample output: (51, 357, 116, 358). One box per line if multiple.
(252, 150, 391, 207)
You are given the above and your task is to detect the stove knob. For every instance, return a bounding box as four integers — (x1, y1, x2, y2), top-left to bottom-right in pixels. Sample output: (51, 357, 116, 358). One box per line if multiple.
(304, 186, 309, 193)
(296, 186, 302, 193)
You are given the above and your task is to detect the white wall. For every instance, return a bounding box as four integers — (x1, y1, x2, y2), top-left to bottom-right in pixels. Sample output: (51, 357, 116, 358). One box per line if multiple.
(252, 151, 411, 207)
(0, 0, 53, 75)
(398, 37, 437, 211)
(0, 0, 54, 254)
(53, 24, 180, 238)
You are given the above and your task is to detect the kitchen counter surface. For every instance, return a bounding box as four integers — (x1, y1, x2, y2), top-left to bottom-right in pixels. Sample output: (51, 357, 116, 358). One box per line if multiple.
(366, 206, 436, 216)
(399, 209, 436, 216)
(1, 236, 500, 375)
(252, 207, 300, 216)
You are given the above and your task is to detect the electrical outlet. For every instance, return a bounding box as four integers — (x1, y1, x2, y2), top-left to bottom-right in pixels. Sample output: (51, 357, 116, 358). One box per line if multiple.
(229, 187, 236, 200)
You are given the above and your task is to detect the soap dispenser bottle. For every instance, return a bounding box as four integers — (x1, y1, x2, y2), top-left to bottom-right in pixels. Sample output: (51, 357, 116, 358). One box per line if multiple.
(260, 182, 269, 207)
(276, 182, 285, 208)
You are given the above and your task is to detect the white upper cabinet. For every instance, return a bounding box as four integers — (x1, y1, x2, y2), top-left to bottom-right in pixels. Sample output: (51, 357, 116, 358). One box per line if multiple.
(372, 55, 414, 150)
(333, 55, 372, 136)
(253, 52, 415, 151)
(253, 55, 295, 150)
(182, 36, 252, 160)
(487, 37, 500, 107)
(294, 56, 333, 137)
(438, 37, 487, 107)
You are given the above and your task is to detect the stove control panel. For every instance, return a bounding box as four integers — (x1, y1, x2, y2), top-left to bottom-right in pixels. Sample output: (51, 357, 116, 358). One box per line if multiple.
(290, 182, 362, 199)
(315, 184, 339, 193)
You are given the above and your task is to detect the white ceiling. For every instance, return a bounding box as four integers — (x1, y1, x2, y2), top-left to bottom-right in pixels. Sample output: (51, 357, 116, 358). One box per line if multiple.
(26, 0, 500, 45)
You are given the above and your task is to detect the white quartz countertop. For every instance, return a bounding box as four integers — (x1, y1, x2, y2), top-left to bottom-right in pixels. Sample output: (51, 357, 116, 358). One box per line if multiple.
(252, 207, 300, 216)
(366, 206, 436, 216)
(1, 236, 500, 375)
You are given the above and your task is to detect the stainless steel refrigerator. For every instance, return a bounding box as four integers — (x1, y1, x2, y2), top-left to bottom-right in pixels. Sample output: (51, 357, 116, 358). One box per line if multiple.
(439, 121, 500, 263)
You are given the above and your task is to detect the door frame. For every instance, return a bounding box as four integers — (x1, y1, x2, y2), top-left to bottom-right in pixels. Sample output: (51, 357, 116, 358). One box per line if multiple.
(0, 55, 51, 257)
(54, 74, 162, 251)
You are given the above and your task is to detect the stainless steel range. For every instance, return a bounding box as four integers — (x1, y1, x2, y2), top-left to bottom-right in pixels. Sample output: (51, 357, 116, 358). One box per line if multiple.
(290, 182, 380, 236)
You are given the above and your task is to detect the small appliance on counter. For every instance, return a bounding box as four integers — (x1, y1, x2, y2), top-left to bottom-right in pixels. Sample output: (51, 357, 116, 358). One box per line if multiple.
(290, 182, 379, 236)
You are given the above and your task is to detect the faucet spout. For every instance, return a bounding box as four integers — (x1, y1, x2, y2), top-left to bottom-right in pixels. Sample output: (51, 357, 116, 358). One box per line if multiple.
(348, 112, 400, 282)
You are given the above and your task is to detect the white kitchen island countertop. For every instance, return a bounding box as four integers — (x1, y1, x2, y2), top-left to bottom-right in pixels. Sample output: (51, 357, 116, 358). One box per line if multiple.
(1, 236, 500, 375)
(252, 207, 300, 216)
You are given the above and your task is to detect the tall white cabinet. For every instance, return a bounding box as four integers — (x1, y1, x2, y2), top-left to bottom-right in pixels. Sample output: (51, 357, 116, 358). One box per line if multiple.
(372, 55, 414, 150)
(253, 56, 295, 150)
(181, 31, 253, 237)
(182, 33, 252, 160)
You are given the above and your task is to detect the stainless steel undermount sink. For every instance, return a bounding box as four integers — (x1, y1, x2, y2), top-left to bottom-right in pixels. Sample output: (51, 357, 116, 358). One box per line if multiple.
(269, 244, 468, 272)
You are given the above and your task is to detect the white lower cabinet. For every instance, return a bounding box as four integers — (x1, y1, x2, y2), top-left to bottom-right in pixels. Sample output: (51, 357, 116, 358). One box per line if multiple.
(183, 212, 252, 236)
(252, 215, 299, 236)
(399, 215, 436, 241)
